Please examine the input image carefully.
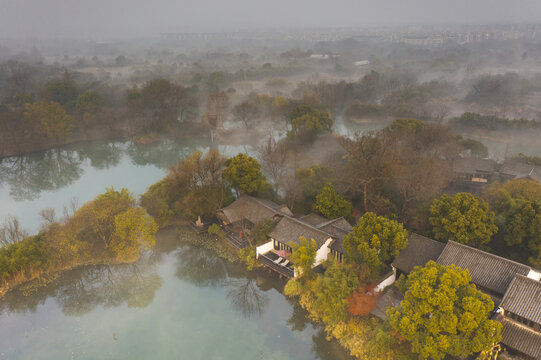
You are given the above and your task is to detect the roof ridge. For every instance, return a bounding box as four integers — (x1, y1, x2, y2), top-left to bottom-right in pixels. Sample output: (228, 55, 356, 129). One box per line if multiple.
(442, 240, 532, 270)
(279, 215, 335, 238)
(245, 195, 283, 214)
(513, 273, 541, 286)
(315, 217, 344, 228)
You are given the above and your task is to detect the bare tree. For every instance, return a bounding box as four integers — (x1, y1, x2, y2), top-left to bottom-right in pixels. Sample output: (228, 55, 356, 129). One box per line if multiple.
(257, 136, 289, 195)
(232, 100, 259, 129)
(62, 197, 79, 220)
(39, 208, 56, 229)
(0, 214, 29, 246)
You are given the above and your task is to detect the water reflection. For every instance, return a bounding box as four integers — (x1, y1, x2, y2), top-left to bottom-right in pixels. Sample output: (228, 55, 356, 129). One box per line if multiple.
(0, 261, 163, 317)
(0, 139, 204, 202)
(0, 148, 83, 201)
(0, 236, 355, 360)
(227, 278, 269, 318)
(76, 142, 122, 170)
(287, 304, 311, 332)
(127, 139, 199, 169)
(174, 245, 228, 287)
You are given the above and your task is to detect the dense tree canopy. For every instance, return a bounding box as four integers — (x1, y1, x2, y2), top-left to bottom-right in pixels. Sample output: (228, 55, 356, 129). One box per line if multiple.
(42, 76, 78, 108)
(387, 261, 501, 360)
(141, 150, 232, 226)
(250, 219, 275, 246)
(0, 188, 157, 290)
(313, 182, 352, 219)
(343, 212, 408, 279)
(429, 193, 497, 247)
(312, 262, 359, 323)
(296, 165, 334, 200)
(288, 236, 318, 279)
(223, 153, 268, 196)
(76, 90, 104, 116)
(485, 179, 541, 266)
(288, 105, 333, 138)
(23, 101, 74, 141)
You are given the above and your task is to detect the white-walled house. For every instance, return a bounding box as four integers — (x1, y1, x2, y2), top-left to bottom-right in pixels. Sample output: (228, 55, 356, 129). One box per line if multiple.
(218, 195, 354, 279)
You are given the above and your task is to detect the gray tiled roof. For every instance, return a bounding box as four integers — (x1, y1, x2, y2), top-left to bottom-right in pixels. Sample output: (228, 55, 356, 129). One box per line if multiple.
(371, 289, 403, 320)
(317, 218, 353, 254)
(436, 241, 532, 296)
(269, 216, 333, 248)
(298, 213, 329, 226)
(452, 158, 498, 174)
(217, 195, 291, 225)
(500, 274, 541, 325)
(497, 315, 541, 359)
(392, 234, 446, 274)
(500, 161, 541, 181)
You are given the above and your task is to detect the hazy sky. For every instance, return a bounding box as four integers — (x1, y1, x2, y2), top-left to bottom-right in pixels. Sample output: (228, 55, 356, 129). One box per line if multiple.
(1, 0, 541, 38)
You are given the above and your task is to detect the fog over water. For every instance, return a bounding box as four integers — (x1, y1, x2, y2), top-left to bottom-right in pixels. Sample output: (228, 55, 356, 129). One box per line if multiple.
(1, 0, 541, 38)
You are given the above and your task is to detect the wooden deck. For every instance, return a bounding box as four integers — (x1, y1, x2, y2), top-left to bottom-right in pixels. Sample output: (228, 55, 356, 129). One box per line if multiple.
(258, 252, 294, 278)
(223, 226, 249, 249)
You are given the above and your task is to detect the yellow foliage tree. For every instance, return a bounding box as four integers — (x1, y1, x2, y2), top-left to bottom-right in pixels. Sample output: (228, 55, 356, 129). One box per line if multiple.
(110, 207, 158, 262)
(24, 101, 74, 141)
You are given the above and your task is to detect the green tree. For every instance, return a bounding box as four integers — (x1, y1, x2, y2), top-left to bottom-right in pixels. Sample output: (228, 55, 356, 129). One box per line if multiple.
(429, 193, 497, 247)
(485, 179, 541, 266)
(223, 153, 268, 196)
(313, 183, 352, 219)
(387, 118, 424, 132)
(343, 212, 408, 279)
(312, 261, 359, 323)
(42, 75, 78, 109)
(296, 165, 334, 200)
(288, 105, 333, 138)
(288, 236, 318, 279)
(76, 90, 104, 115)
(387, 261, 501, 360)
(455, 135, 489, 158)
(251, 219, 275, 245)
(23, 101, 74, 141)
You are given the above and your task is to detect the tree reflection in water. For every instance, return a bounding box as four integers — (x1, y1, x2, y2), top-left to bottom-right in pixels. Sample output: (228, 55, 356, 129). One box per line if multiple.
(0, 148, 83, 201)
(126, 139, 199, 169)
(311, 328, 355, 360)
(174, 245, 228, 287)
(286, 303, 311, 332)
(226, 278, 269, 318)
(76, 141, 122, 170)
(0, 260, 163, 317)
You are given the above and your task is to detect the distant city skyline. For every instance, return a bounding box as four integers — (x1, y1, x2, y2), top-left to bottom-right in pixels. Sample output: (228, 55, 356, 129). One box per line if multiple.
(1, 0, 541, 39)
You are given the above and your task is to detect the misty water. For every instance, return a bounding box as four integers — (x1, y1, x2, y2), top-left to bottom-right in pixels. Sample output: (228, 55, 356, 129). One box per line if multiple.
(0, 138, 356, 360)
(0, 232, 352, 359)
(0, 139, 251, 233)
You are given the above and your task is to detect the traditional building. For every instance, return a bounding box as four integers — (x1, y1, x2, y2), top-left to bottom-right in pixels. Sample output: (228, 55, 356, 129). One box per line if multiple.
(216, 195, 292, 248)
(452, 158, 498, 185)
(392, 233, 446, 277)
(496, 274, 541, 359)
(218, 195, 354, 278)
(499, 161, 541, 182)
(436, 240, 536, 305)
(375, 237, 541, 358)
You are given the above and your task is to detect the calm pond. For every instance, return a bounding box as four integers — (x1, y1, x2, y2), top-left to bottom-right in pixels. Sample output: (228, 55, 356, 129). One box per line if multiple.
(0, 231, 353, 360)
(0, 138, 354, 360)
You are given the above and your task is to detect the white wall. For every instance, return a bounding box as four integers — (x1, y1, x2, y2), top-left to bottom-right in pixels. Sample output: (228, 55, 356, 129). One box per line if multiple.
(314, 238, 333, 267)
(527, 269, 541, 281)
(256, 240, 274, 258)
(375, 270, 396, 292)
